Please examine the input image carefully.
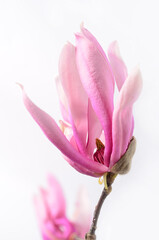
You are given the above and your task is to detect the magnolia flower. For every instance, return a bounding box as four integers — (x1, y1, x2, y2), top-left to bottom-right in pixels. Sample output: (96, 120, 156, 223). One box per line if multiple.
(20, 26, 142, 177)
(34, 174, 91, 239)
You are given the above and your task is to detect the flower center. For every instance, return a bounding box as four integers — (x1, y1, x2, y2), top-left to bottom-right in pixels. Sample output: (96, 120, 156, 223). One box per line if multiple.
(93, 139, 105, 165)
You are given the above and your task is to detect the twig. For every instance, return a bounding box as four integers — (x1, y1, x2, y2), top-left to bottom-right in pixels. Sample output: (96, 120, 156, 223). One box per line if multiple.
(85, 172, 116, 240)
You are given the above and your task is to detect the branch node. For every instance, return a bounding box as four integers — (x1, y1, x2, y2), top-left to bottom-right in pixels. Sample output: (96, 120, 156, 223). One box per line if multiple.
(85, 233, 96, 240)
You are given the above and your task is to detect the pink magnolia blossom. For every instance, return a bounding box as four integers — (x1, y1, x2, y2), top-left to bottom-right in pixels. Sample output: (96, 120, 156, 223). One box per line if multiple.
(21, 26, 142, 177)
(34, 174, 91, 240)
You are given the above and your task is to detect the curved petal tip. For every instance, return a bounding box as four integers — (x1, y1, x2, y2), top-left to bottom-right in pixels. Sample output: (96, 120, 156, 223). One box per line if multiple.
(80, 22, 84, 30)
(16, 82, 24, 90)
(108, 41, 121, 58)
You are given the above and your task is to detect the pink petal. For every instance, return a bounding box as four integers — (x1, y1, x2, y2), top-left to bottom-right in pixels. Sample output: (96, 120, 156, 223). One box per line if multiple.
(86, 99, 102, 156)
(58, 122, 103, 176)
(20, 87, 108, 175)
(43, 217, 74, 240)
(34, 191, 48, 226)
(75, 33, 114, 167)
(110, 67, 142, 168)
(59, 42, 88, 154)
(54, 217, 74, 239)
(55, 76, 70, 123)
(34, 189, 59, 240)
(63, 155, 101, 177)
(34, 177, 74, 240)
(71, 187, 91, 238)
(108, 41, 128, 91)
(46, 175, 66, 219)
(42, 221, 56, 240)
(80, 24, 112, 66)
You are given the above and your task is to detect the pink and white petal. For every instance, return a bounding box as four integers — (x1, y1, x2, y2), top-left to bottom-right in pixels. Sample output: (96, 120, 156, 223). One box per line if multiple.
(61, 135, 97, 176)
(71, 187, 91, 238)
(55, 76, 69, 123)
(62, 135, 104, 177)
(59, 102, 70, 123)
(86, 99, 102, 156)
(59, 120, 73, 141)
(20, 87, 108, 175)
(68, 111, 88, 155)
(80, 24, 112, 67)
(43, 218, 73, 240)
(110, 67, 142, 168)
(46, 175, 66, 219)
(59, 42, 88, 153)
(34, 191, 48, 226)
(108, 41, 128, 91)
(34, 187, 57, 239)
(42, 221, 56, 240)
(42, 233, 52, 240)
(54, 217, 74, 239)
(75, 34, 114, 167)
(64, 155, 101, 177)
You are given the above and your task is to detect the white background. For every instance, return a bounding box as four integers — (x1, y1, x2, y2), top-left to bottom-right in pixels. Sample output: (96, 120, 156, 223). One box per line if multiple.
(0, 0, 159, 239)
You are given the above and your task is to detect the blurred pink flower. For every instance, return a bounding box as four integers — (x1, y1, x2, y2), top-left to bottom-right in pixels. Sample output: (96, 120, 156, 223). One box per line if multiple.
(34, 175, 91, 240)
(21, 25, 142, 177)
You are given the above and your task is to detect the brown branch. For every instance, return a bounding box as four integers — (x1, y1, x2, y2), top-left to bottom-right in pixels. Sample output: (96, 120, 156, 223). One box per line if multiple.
(85, 172, 117, 240)
(85, 186, 111, 240)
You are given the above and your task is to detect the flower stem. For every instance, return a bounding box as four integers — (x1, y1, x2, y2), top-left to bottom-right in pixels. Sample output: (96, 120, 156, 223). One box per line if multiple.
(85, 186, 111, 240)
(85, 172, 117, 240)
